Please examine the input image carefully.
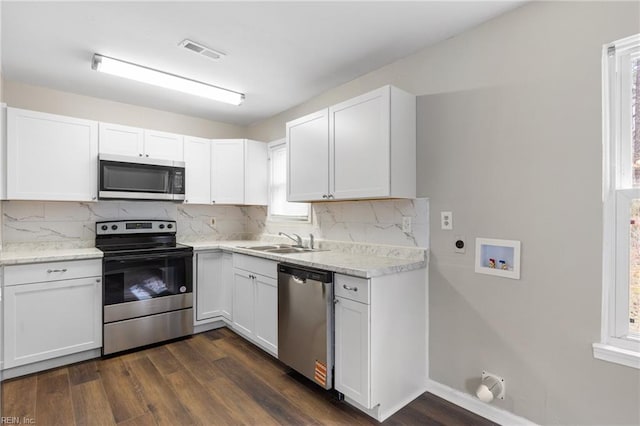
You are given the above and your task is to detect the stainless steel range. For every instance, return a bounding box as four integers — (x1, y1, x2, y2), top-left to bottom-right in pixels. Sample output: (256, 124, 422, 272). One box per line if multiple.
(96, 220, 193, 355)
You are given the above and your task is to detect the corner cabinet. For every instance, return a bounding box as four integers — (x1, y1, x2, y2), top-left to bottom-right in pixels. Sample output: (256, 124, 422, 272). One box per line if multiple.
(334, 269, 427, 422)
(3, 259, 103, 370)
(7, 108, 99, 201)
(195, 250, 233, 323)
(231, 254, 278, 356)
(287, 85, 416, 202)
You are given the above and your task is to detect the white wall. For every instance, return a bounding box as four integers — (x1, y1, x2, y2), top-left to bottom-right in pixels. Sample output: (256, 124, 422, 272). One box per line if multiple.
(2, 79, 246, 139)
(248, 2, 640, 424)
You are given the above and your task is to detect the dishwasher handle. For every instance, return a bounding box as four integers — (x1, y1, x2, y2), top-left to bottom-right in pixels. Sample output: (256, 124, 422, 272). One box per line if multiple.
(278, 263, 333, 283)
(292, 275, 307, 284)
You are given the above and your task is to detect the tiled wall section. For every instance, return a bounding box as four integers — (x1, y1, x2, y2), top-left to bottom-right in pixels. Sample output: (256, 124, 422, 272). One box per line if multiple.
(2, 198, 429, 249)
(1, 201, 251, 248)
(247, 198, 429, 248)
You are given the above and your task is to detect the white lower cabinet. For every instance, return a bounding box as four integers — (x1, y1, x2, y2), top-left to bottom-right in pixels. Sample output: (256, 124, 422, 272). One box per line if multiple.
(3, 260, 102, 369)
(232, 254, 277, 356)
(333, 269, 427, 422)
(335, 295, 371, 408)
(195, 250, 233, 323)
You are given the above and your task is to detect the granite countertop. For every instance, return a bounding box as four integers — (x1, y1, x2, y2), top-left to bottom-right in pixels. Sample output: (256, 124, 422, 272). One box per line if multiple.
(0, 246, 104, 266)
(186, 240, 427, 278)
(0, 240, 427, 278)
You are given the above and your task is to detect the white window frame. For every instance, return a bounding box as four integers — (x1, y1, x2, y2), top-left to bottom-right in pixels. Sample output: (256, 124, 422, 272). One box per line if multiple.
(594, 33, 640, 369)
(267, 139, 310, 223)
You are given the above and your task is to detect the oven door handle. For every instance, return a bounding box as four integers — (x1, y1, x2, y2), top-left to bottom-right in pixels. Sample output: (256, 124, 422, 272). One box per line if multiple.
(104, 251, 193, 263)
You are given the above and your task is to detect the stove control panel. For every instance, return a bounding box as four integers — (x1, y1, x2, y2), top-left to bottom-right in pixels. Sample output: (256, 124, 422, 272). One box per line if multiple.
(96, 220, 177, 235)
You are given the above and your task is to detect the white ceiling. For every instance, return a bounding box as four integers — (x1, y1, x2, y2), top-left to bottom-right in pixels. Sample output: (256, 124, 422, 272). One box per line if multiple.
(1, 1, 525, 126)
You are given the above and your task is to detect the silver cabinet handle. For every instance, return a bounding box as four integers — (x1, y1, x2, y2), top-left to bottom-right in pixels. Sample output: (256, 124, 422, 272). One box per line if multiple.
(146, 154, 149, 157)
(328, 194, 334, 199)
(139, 153, 143, 157)
(333, 299, 339, 304)
(96, 279, 101, 283)
(343, 284, 358, 292)
(211, 200, 216, 204)
(322, 194, 328, 199)
(47, 268, 68, 273)
(92, 196, 97, 200)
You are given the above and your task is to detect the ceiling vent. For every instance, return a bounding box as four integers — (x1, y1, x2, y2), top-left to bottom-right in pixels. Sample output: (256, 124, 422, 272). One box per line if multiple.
(179, 39, 226, 61)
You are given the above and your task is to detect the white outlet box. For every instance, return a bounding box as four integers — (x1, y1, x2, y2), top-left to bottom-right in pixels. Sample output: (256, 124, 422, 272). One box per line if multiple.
(402, 216, 412, 233)
(441, 211, 453, 230)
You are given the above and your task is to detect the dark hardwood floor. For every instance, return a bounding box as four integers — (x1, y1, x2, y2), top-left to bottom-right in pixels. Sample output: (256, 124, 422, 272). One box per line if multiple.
(2, 328, 496, 425)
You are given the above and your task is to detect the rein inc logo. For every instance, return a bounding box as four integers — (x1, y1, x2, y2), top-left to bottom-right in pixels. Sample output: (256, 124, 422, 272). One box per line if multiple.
(1, 418, 35, 424)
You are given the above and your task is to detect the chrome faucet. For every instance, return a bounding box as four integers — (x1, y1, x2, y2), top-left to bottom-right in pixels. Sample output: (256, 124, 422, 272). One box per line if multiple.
(279, 232, 303, 247)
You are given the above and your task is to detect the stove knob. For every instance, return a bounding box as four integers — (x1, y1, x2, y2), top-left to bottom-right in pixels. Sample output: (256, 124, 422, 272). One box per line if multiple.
(159, 224, 165, 229)
(101, 225, 108, 231)
(167, 224, 173, 229)
(111, 225, 118, 230)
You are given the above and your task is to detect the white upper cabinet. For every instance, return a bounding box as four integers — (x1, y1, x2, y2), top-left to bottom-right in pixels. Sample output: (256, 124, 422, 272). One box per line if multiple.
(7, 108, 98, 202)
(99, 123, 184, 161)
(183, 136, 212, 205)
(287, 110, 330, 202)
(144, 129, 184, 161)
(211, 139, 267, 205)
(211, 139, 245, 205)
(286, 85, 416, 202)
(98, 122, 144, 157)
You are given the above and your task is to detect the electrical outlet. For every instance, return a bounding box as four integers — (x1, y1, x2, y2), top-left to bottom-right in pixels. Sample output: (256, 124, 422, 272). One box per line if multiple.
(402, 216, 412, 233)
(441, 211, 453, 230)
(454, 236, 465, 253)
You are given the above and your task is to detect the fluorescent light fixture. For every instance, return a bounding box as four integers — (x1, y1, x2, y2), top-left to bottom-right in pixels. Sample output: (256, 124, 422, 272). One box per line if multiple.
(91, 53, 244, 106)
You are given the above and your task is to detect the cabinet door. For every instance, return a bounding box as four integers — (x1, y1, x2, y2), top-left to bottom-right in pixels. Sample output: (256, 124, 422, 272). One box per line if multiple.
(334, 296, 371, 408)
(254, 275, 277, 356)
(195, 251, 223, 321)
(183, 136, 212, 204)
(244, 140, 268, 205)
(286, 110, 330, 201)
(232, 269, 254, 338)
(211, 139, 244, 204)
(3, 277, 102, 369)
(330, 87, 390, 199)
(7, 108, 98, 202)
(99, 122, 144, 157)
(221, 253, 233, 321)
(144, 129, 184, 161)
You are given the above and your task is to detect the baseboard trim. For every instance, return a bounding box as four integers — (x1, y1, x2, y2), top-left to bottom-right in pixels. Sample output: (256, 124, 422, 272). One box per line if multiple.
(425, 379, 537, 426)
(2, 349, 101, 380)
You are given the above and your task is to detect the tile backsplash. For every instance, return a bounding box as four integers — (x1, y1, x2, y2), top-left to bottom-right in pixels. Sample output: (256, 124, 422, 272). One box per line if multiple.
(2, 201, 251, 248)
(2, 198, 429, 249)
(247, 198, 429, 248)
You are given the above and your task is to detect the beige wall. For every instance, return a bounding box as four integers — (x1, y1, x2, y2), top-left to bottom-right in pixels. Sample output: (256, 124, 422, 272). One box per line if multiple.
(3, 80, 246, 139)
(249, 2, 640, 424)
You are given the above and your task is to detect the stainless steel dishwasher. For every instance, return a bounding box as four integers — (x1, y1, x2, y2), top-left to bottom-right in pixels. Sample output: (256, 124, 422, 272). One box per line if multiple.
(278, 263, 334, 390)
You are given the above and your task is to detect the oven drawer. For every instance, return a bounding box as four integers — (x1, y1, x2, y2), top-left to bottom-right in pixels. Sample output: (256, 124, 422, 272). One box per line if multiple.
(5, 259, 102, 287)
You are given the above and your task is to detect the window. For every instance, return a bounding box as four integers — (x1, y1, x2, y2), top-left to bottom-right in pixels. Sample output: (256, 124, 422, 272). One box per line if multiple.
(267, 140, 310, 221)
(595, 33, 640, 369)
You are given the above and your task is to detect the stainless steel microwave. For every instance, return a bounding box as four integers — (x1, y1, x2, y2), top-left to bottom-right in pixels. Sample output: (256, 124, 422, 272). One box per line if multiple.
(98, 154, 185, 201)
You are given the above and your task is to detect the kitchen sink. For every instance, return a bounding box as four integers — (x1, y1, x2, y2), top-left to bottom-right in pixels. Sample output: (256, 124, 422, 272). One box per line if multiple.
(266, 247, 316, 254)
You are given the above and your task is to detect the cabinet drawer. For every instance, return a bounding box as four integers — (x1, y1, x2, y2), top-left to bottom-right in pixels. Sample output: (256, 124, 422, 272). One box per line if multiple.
(5, 259, 102, 286)
(233, 254, 277, 279)
(335, 274, 370, 304)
